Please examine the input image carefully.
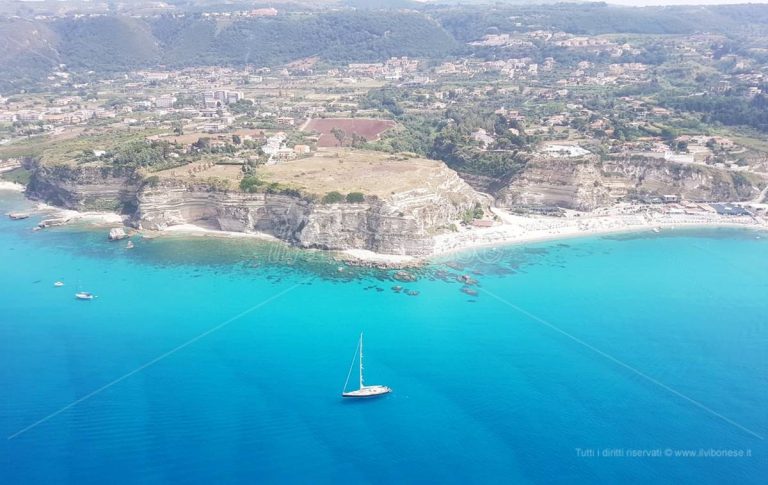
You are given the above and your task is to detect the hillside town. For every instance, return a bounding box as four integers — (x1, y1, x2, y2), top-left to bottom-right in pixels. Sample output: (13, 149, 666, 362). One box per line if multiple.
(1, 2, 767, 256)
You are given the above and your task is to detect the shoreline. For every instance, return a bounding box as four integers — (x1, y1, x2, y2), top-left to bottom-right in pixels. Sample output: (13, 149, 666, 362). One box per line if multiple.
(0, 181, 26, 192)
(431, 208, 767, 259)
(433, 218, 767, 261)
(34, 202, 126, 226)
(145, 212, 767, 265)
(150, 224, 418, 265)
(156, 223, 281, 242)
(7, 191, 767, 266)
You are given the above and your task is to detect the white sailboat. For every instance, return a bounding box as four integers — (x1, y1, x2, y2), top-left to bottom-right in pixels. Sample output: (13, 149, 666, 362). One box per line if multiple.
(342, 333, 391, 398)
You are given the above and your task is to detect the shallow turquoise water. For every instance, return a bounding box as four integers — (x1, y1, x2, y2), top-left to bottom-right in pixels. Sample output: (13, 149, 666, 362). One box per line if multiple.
(1, 190, 766, 484)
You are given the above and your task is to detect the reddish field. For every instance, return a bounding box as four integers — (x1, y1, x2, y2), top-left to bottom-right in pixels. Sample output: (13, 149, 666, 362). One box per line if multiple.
(303, 118, 396, 147)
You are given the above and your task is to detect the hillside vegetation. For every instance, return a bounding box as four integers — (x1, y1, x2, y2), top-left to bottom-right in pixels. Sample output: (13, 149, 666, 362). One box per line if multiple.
(4, 3, 768, 90)
(0, 10, 456, 88)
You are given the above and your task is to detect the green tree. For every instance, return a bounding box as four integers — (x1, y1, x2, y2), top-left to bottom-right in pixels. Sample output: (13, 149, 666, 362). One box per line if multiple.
(143, 175, 160, 187)
(472, 202, 484, 219)
(240, 175, 263, 193)
(350, 133, 367, 148)
(193, 137, 211, 151)
(331, 127, 346, 147)
(346, 192, 365, 203)
(322, 191, 344, 203)
(229, 99, 254, 114)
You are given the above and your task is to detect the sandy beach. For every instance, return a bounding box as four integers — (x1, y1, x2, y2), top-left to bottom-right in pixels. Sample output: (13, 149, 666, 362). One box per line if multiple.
(158, 225, 417, 264)
(339, 248, 416, 265)
(432, 205, 768, 259)
(0, 181, 25, 192)
(156, 207, 767, 264)
(158, 223, 281, 241)
(33, 203, 126, 225)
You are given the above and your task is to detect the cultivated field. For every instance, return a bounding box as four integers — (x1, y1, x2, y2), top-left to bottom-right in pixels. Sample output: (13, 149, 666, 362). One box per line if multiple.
(150, 129, 267, 146)
(303, 118, 396, 147)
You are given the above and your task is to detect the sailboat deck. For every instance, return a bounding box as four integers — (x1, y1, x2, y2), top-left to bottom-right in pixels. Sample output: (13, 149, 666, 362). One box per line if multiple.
(342, 385, 391, 398)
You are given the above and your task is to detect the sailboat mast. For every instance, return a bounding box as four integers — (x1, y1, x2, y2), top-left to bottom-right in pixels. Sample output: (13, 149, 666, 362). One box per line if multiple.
(359, 332, 364, 389)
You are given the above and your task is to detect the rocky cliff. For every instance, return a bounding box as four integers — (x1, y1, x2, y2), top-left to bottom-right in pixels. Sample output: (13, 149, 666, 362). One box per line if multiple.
(25, 152, 764, 255)
(23, 156, 487, 256)
(25, 161, 140, 213)
(495, 156, 765, 211)
(136, 176, 486, 256)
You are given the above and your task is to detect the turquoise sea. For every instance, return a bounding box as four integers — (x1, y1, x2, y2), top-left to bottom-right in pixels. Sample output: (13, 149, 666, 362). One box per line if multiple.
(1, 189, 766, 484)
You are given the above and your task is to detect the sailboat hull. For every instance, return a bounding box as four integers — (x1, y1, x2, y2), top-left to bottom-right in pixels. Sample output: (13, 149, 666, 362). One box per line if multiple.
(342, 385, 391, 398)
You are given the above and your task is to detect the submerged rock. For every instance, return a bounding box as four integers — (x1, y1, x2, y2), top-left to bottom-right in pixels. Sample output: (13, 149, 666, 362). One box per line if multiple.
(38, 217, 71, 228)
(393, 270, 417, 282)
(457, 274, 478, 285)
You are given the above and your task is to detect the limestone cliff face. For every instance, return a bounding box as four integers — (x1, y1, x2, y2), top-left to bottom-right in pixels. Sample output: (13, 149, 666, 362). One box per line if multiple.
(495, 156, 764, 211)
(136, 173, 485, 256)
(25, 161, 140, 212)
(23, 157, 487, 255)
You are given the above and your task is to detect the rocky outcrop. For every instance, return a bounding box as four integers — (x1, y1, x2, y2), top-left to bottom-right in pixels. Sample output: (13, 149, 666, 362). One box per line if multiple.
(25, 161, 140, 213)
(108, 228, 128, 241)
(21, 157, 488, 256)
(136, 176, 486, 256)
(454, 172, 513, 195)
(0, 158, 22, 174)
(495, 155, 765, 211)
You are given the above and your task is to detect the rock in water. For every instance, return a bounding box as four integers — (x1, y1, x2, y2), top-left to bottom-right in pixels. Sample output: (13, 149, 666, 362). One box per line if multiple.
(393, 270, 417, 282)
(108, 228, 128, 241)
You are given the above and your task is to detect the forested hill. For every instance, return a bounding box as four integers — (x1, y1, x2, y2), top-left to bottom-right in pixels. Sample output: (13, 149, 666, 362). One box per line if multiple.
(0, 10, 456, 89)
(430, 2, 768, 41)
(2, 3, 768, 89)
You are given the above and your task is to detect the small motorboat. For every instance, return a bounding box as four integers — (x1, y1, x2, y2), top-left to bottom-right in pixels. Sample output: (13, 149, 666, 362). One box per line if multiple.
(126, 241, 134, 249)
(652, 227, 661, 233)
(75, 292, 95, 300)
(54, 281, 64, 287)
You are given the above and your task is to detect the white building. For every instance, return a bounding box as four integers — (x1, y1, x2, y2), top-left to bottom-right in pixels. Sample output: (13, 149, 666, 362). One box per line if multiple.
(155, 95, 177, 109)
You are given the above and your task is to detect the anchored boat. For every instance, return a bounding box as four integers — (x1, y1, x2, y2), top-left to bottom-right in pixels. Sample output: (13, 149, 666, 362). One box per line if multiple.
(342, 333, 391, 398)
(75, 292, 95, 300)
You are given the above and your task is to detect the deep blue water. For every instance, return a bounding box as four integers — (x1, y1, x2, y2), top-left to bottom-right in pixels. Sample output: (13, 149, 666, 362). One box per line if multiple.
(1, 190, 766, 484)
